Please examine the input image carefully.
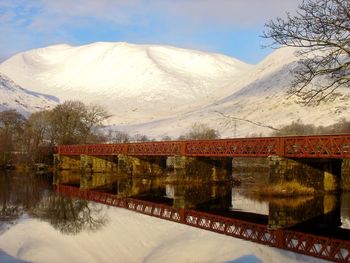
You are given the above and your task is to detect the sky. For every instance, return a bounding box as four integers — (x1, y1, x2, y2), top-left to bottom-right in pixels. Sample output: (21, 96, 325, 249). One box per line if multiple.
(0, 0, 302, 64)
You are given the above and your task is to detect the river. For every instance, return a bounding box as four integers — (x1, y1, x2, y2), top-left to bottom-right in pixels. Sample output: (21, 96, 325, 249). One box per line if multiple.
(0, 170, 349, 262)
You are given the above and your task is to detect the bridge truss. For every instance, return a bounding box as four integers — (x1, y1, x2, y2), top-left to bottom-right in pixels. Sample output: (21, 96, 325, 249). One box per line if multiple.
(56, 134, 350, 158)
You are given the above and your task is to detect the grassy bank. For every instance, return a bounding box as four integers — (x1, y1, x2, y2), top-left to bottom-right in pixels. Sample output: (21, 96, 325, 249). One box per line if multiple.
(250, 180, 315, 197)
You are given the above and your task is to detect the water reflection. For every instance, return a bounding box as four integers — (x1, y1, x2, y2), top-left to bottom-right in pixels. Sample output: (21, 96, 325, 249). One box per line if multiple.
(0, 171, 107, 235)
(341, 192, 350, 229)
(0, 172, 45, 223)
(54, 170, 350, 231)
(32, 195, 107, 235)
(2, 170, 350, 237)
(231, 191, 344, 230)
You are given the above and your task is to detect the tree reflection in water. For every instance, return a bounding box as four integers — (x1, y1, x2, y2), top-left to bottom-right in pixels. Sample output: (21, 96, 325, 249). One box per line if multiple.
(0, 171, 107, 235)
(0, 172, 29, 223)
(33, 194, 107, 235)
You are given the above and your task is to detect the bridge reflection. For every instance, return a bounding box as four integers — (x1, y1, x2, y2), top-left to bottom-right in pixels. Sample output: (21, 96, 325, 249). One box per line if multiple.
(53, 168, 350, 263)
(54, 171, 345, 229)
(1, 170, 349, 262)
(55, 183, 350, 262)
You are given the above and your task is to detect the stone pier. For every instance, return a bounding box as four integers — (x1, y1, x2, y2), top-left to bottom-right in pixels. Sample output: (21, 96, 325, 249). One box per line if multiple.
(80, 155, 118, 173)
(54, 155, 81, 172)
(118, 155, 167, 176)
(53, 152, 349, 192)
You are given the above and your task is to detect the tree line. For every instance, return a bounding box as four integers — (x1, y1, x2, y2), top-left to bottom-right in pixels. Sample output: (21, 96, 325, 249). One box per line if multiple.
(0, 101, 220, 168)
(107, 122, 220, 143)
(271, 118, 350, 136)
(0, 101, 110, 167)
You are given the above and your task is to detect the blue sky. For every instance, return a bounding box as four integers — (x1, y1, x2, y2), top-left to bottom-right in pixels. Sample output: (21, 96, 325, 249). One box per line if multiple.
(0, 0, 301, 64)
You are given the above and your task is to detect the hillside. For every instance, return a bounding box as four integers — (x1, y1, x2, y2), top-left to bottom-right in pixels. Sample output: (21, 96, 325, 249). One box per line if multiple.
(0, 73, 58, 116)
(112, 47, 350, 138)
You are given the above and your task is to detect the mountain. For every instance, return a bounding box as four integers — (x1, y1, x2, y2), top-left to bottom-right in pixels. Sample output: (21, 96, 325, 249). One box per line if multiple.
(0, 73, 59, 116)
(112, 47, 350, 138)
(0, 42, 252, 123)
(0, 42, 349, 138)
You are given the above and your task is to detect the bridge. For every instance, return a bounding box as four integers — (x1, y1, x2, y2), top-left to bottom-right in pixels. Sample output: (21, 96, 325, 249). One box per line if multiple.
(54, 135, 350, 261)
(56, 134, 350, 158)
(54, 134, 350, 192)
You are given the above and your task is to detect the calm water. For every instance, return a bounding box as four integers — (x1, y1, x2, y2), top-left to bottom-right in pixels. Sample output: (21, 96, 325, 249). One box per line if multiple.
(4, 169, 350, 263)
(0, 170, 349, 262)
(0, 172, 350, 263)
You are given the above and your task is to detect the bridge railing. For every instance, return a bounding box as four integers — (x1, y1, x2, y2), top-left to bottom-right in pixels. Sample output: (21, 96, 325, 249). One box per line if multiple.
(184, 137, 279, 157)
(56, 134, 350, 158)
(284, 134, 350, 158)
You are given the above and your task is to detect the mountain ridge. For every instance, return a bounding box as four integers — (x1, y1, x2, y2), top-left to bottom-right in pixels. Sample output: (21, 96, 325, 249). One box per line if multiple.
(0, 42, 252, 124)
(0, 42, 349, 138)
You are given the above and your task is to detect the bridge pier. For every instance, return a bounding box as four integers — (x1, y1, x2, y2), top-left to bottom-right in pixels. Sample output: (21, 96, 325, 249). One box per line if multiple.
(80, 155, 118, 173)
(167, 156, 232, 181)
(268, 156, 342, 192)
(232, 157, 270, 185)
(118, 155, 166, 176)
(54, 154, 119, 173)
(54, 154, 81, 172)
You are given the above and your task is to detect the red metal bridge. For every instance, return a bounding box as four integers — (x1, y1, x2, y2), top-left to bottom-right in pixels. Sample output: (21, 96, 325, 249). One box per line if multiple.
(56, 185, 350, 263)
(56, 134, 350, 158)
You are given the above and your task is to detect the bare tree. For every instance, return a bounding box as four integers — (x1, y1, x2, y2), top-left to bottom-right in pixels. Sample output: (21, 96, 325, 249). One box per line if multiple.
(24, 110, 52, 163)
(263, 0, 350, 105)
(184, 123, 220, 140)
(0, 110, 26, 166)
(49, 101, 110, 144)
(161, 135, 172, 141)
(132, 134, 150, 142)
(107, 130, 130, 143)
(272, 119, 316, 136)
(81, 104, 111, 143)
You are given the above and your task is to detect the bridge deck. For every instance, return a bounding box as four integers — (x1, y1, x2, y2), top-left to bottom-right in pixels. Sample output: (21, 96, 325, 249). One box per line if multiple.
(56, 134, 350, 158)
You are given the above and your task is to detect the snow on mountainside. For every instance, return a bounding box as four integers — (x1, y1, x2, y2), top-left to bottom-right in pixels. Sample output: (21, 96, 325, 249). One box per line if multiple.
(0, 42, 252, 123)
(0, 73, 59, 116)
(113, 47, 350, 138)
(0, 42, 349, 138)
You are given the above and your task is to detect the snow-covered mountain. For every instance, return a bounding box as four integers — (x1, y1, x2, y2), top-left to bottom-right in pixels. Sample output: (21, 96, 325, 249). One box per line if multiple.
(0, 42, 349, 138)
(0, 42, 251, 123)
(111, 46, 350, 138)
(0, 73, 59, 116)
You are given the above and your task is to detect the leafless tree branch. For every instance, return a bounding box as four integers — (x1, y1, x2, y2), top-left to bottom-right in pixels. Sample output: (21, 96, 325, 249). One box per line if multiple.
(263, 0, 350, 105)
